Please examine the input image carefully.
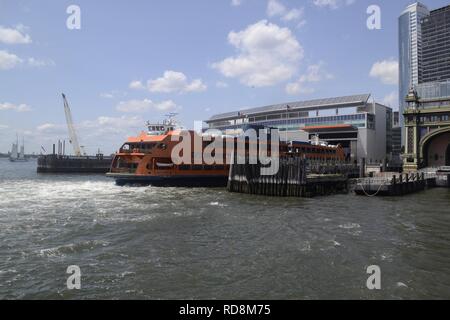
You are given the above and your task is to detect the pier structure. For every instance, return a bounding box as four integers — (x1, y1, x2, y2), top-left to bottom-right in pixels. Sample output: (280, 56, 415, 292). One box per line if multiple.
(354, 172, 437, 196)
(227, 155, 358, 198)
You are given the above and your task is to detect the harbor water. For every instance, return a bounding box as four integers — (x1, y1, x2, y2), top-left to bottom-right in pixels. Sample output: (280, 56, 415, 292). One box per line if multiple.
(1, 158, 450, 299)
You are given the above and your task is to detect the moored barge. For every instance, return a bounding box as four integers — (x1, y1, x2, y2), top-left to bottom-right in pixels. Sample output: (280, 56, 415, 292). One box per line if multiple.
(37, 153, 112, 173)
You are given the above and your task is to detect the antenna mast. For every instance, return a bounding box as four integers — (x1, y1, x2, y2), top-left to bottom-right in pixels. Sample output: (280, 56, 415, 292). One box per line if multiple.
(62, 93, 82, 156)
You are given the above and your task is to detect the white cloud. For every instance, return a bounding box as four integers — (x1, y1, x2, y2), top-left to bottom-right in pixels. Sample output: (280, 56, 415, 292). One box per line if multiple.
(231, 0, 242, 6)
(78, 116, 149, 144)
(129, 80, 145, 90)
(285, 83, 315, 95)
(85, 116, 145, 133)
(382, 91, 397, 108)
(36, 116, 147, 144)
(369, 59, 398, 85)
(0, 102, 31, 112)
(27, 57, 55, 67)
(296, 20, 307, 29)
(37, 123, 65, 134)
(267, 0, 286, 17)
(267, 0, 306, 24)
(100, 93, 114, 99)
(184, 78, 207, 92)
(0, 124, 9, 130)
(285, 62, 334, 95)
(0, 50, 55, 70)
(0, 25, 32, 44)
(147, 71, 207, 93)
(37, 117, 144, 136)
(212, 20, 303, 87)
(282, 8, 303, 21)
(313, 0, 355, 9)
(0, 50, 22, 70)
(216, 81, 229, 88)
(99, 90, 127, 99)
(116, 99, 178, 113)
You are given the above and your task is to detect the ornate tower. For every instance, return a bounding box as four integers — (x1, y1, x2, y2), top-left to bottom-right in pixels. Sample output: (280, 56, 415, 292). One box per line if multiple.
(402, 88, 421, 171)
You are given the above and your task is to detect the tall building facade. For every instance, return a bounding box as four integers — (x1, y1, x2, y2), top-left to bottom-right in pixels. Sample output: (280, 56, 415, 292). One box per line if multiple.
(421, 5, 450, 83)
(399, 2, 430, 130)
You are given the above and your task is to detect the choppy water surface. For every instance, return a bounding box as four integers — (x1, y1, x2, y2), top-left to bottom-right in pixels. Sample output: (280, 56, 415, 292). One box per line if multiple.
(1, 158, 450, 299)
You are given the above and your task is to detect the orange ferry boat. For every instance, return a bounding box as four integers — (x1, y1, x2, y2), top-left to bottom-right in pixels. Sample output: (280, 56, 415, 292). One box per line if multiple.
(107, 118, 231, 186)
(107, 120, 346, 186)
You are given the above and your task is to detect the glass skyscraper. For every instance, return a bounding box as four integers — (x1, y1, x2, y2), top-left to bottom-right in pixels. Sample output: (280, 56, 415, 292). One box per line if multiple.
(398, 2, 430, 135)
(421, 5, 450, 83)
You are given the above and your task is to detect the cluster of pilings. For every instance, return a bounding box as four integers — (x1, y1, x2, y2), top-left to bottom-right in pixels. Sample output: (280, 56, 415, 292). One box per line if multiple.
(303, 174, 349, 197)
(227, 156, 308, 197)
(227, 156, 352, 197)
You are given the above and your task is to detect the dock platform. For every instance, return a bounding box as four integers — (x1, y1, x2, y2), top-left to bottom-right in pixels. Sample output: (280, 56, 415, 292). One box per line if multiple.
(354, 172, 437, 196)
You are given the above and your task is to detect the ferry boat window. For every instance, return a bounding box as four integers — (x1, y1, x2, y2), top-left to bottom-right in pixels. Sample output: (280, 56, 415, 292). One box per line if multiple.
(141, 143, 155, 151)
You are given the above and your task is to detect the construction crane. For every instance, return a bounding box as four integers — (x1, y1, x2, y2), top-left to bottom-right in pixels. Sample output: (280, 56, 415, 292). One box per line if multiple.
(62, 93, 82, 156)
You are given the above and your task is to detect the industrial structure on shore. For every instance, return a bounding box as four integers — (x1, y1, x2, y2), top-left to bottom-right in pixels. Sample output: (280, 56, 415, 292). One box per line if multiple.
(37, 94, 112, 173)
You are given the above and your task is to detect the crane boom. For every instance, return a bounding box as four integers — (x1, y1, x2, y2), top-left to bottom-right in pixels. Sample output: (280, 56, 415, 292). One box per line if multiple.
(62, 93, 82, 156)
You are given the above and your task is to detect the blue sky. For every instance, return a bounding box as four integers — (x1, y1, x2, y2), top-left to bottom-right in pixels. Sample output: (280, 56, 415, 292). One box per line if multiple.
(0, 0, 448, 154)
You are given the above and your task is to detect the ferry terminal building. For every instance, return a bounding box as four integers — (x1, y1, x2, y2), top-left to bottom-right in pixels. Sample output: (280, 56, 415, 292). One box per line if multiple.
(205, 94, 394, 165)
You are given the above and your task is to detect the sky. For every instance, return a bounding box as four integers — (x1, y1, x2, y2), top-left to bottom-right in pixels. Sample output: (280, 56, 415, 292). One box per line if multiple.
(0, 0, 449, 154)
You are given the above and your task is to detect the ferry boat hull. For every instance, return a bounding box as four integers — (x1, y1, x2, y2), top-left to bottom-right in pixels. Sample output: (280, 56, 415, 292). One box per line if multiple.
(107, 172, 228, 187)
